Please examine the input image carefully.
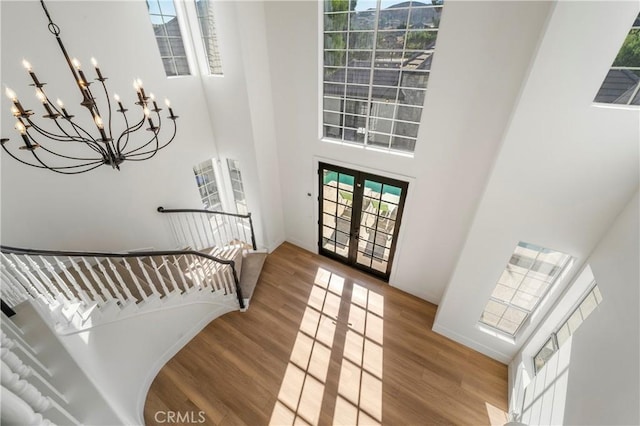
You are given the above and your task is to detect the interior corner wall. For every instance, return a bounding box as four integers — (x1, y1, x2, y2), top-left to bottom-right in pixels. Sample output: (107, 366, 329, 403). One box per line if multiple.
(561, 190, 639, 425)
(433, 1, 640, 363)
(1, 1, 216, 252)
(263, 0, 552, 303)
(198, 1, 285, 252)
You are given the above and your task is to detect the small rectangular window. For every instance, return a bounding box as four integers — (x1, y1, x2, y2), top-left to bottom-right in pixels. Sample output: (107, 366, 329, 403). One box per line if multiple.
(479, 242, 573, 337)
(533, 336, 557, 373)
(195, 0, 223, 75)
(146, 0, 191, 76)
(193, 159, 222, 210)
(226, 159, 248, 215)
(533, 283, 602, 373)
(594, 12, 640, 105)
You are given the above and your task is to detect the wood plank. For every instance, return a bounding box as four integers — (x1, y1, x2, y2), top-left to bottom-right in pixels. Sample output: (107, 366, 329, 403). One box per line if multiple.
(144, 242, 508, 425)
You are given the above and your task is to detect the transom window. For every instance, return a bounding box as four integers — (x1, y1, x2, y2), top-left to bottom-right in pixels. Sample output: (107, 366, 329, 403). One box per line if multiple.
(594, 12, 640, 105)
(322, 0, 444, 153)
(146, 0, 191, 76)
(479, 242, 573, 337)
(195, 0, 223, 75)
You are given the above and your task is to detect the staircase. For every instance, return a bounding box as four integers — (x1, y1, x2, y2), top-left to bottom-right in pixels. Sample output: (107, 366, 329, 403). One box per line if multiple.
(0, 206, 268, 424)
(0, 206, 267, 333)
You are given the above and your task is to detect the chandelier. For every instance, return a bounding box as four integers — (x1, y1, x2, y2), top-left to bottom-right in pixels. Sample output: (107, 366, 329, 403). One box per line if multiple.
(1, 0, 178, 174)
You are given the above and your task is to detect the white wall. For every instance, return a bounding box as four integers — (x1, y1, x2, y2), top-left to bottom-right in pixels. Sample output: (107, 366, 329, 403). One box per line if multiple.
(263, 0, 552, 302)
(1, 1, 212, 251)
(1, 0, 286, 253)
(562, 191, 639, 425)
(434, 1, 640, 363)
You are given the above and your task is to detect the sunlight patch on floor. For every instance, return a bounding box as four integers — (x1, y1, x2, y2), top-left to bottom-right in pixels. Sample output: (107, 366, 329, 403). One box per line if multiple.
(269, 268, 344, 426)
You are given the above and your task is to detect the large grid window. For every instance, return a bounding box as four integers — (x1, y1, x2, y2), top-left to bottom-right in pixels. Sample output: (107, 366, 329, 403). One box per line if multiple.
(193, 160, 222, 210)
(533, 284, 602, 373)
(195, 0, 223, 75)
(594, 12, 640, 105)
(146, 0, 191, 76)
(322, 0, 444, 153)
(227, 159, 248, 215)
(479, 242, 573, 337)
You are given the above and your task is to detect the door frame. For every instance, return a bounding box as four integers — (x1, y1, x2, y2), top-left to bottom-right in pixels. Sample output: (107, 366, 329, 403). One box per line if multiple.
(317, 162, 409, 281)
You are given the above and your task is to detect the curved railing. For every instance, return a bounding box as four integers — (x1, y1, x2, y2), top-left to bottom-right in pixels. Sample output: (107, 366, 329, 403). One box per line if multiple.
(157, 206, 257, 252)
(0, 244, 245, 332)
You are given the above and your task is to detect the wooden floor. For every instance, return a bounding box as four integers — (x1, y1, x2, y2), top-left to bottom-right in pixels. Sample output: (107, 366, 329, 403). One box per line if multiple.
(144, 242, 508, 425)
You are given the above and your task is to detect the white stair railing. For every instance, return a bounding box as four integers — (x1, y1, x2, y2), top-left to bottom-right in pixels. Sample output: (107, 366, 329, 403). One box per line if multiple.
(157, 206, 257, 251)
(0, 246, 244, 333)
(0, 330, 78, 426)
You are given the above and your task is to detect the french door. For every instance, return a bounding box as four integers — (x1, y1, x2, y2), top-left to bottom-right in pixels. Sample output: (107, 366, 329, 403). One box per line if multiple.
(318, 162, 408, 281)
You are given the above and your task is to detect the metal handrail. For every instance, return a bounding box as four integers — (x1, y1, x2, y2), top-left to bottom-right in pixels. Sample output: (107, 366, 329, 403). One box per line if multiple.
(157, 206, 257, 251)
(0, 245, 245, 309)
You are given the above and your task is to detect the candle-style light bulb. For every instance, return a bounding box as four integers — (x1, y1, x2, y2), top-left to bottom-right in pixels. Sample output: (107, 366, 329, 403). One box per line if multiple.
(164, 98, 171, 107)
(5, 87, 17, 101)
(94, 114, 104, 129)
(56, 98, 64, 108)
(149, 93, 155, 101)
(114, 93, 120, 102)
(143, 106, 150, 118)
(72, 58, 81, 70)
(91, 57, 105, 80)
(15, 121, 26, 135)
(10, 105, 19, 116)
(35, 89, 47, 103)
(22, 59, 32, 71)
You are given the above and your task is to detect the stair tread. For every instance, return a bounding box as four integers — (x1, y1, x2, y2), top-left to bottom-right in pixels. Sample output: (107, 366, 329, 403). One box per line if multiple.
(238, 252, 267, 303)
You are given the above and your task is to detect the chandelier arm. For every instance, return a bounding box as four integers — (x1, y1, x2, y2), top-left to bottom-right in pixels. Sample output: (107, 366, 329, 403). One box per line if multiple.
(34, 143, 104, 162)
(26, 146, 104, 174)
(123, 123, 177, 159)
(1, 143, 48, 168)
(63, 121, 109, 155)
(99, 79, 115, 146)
(22, 120, 107, 156)
(115, 112, 130, 155)
(121, 130, 159, 156)
(117, 115, 146, 153)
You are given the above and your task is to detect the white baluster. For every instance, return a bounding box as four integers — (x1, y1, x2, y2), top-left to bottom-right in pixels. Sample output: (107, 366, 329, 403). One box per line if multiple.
(80, 258, 112, 302)
(1, 348, 33, 378)
(23, 257, 66, 304)
(0, 331, 50, 376)
(169, 255, 191, 293)
(105, 259, 135, 302)
(147, 257, 171, 296)
(177, 216, 190, 249)
(1, 264, 37, 301)
(0, 348, 67, 404)
(192, 256, 211, 290)
(0, 278, 23, 306)
(67, 257, 104, 304)
(93, 258, 126, 305)
(190, 213, 204, 250)
(160, 258, 181, 294)
(185, 255, 204, 289)
(52, 257, 92, 306)
(168, 217, 181, 248)
(134, 258, 161, 298)
(122, 259, 149, 302)
(1, 360, 52, 413)
(6, 255, 55, 305)
(0, 385, 55, 426)
(38, 257, 75, 301)
(198, 213, 212, 249)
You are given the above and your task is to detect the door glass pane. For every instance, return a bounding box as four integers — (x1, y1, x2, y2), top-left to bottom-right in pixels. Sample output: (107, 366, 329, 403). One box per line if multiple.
(355, 179, 403, 275)
(321, 168, 354, 257)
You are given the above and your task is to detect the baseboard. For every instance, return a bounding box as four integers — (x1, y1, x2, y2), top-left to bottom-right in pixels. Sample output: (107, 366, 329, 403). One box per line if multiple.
(432, 322, 512, 364)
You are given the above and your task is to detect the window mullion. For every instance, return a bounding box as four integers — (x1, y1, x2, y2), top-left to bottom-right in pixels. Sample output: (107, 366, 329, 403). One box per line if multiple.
(364, 1, 382, 148)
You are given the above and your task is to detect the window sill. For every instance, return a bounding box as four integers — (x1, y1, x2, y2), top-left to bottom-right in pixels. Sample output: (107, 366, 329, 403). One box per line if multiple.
(319, 137, 415, 159)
